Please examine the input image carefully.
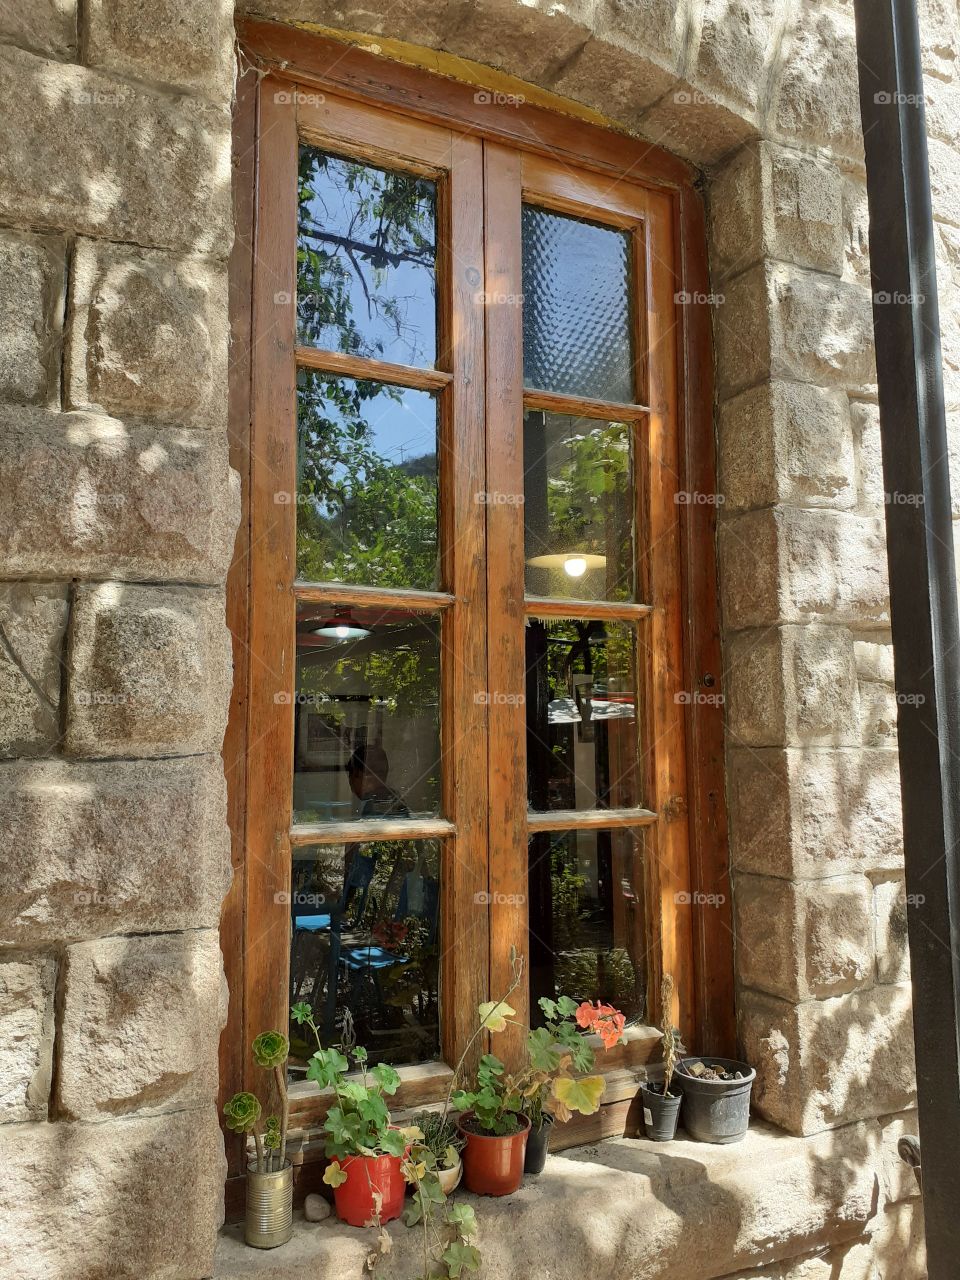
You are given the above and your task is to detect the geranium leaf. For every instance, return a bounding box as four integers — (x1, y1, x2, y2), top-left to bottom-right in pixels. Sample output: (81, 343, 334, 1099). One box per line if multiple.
(552, 1073, 606, 1116)
(478, 1000, 516, 1033)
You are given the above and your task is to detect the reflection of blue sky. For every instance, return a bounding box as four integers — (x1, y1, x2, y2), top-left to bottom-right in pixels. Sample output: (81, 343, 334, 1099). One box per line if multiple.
(301, 378, 437, 517)
(298, 149, 437, 368)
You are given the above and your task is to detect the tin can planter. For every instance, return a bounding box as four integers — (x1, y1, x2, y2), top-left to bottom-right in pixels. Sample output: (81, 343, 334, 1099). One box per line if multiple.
(676, 1057, 755, 1144)
(639, 1083, 682, 1142)
(458, 1112, 530, 1196)
(245, 1161, 293, 1249)
(332, 1153, 405, 1227)
(523, 1113, 554, 1175)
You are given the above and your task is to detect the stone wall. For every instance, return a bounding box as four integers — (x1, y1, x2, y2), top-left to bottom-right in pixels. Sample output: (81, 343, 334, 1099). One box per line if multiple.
(0, 2, 237, 1278)
(0, 0, 953, 1275)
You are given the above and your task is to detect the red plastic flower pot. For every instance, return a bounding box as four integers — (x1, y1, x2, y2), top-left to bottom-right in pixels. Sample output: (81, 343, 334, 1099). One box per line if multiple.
(331, 1152, 406, 1227)
(457, 1112, 530, 1196)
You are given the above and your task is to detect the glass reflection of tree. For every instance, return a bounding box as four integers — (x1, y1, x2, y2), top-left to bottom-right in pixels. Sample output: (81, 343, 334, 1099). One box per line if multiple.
(297, 149, 436, 364)
(296, 372, 438, 588)
(546, 420, 630, 567)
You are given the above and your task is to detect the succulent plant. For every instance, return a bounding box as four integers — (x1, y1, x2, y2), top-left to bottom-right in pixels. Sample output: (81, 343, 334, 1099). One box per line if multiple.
(224, 1092, 262, 1134)
(253, 1031, 289, 1070)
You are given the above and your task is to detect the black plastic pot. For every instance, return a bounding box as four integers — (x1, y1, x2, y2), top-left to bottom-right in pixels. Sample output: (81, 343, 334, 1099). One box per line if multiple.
(639, 1082, 681, 1141)
(523, 1112, 554, 1174)
(676, 1057, 755, 1144)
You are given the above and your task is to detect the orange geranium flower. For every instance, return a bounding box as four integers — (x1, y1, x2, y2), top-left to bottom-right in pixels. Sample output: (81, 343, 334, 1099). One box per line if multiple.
(575, 1001, 627, 1048)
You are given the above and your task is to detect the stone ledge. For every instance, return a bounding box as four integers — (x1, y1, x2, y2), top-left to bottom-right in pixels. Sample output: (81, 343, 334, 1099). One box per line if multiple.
(215, 1121, 880, 1280)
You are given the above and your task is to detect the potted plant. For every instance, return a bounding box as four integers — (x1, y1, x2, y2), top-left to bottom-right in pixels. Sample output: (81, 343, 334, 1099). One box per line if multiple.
(675, 1051, 756, 1144)
(637, 973, 684, 1142)
(446, 951, 626, 1194)
(397, 1134, 481, 1278)
(522, 995, 626, 1174)
(409, 1109, 465, 1195)
(292, 1001, 408, 1227)
(223, 1030, 293, 1249)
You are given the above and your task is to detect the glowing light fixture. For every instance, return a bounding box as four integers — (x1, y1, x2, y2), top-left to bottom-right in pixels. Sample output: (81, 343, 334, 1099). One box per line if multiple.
(526, 552, 606, 579)
(311, 606, 371, 641)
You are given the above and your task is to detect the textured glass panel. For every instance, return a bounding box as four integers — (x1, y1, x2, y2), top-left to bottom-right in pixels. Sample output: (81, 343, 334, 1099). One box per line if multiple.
(289, 838, 441, 1066)
(528, 828, 646, 1025)
(524, 410, 634, 602)
(522, 204, 633, 403)
(293, 608, 441, 825)
(298, 147, 437, 367)
(297, 370, 439, 589)
(526, 618, 640, 812)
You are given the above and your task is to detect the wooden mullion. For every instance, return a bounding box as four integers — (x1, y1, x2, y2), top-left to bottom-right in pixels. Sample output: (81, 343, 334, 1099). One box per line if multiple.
(293, 582, 454, 611)
(522, 388, 649, 421)
(484, 142, 528, 1065)
(524, 596, 652, 621)
(526, 808, 658, 833)
(639, 192, 696, 1048)
(438, 132, 490, 1072)
(290, 818, 455, 846)
(294, 344, 451, 393)
(244, 76, 299, 1091)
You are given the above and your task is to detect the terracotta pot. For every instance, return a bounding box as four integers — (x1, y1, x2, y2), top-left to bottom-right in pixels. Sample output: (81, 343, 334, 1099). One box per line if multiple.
(437, 1152, 463, 1196)
(457, 1111, 530, 1196)
(331, 1152, 405, 1227)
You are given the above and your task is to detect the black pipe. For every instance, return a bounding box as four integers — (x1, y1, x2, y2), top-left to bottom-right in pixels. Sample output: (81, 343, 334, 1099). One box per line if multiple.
(853, 1, 960, 1272)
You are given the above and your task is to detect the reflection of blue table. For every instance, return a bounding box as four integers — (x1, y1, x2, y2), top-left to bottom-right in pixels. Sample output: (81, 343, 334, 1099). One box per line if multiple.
(294, 914, 332, 931)
(341, 946, 402, 972)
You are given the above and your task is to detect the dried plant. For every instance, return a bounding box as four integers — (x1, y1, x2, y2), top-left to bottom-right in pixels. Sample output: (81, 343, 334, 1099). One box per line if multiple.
(660, 973, 684, 1098)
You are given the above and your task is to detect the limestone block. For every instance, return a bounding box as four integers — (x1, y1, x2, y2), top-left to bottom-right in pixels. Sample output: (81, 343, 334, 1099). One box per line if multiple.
(547, 0, 684, 120)
(871, 1200, 926, 1279)
(0, 46, 231, 254)
(878, 1109, 921, 1206)
(710, 144, 844, 279)
(725, 625, 859, 748)
(854, 639, 895, 685)
(637, 86, 758, 168)
(858, 680, 898, 747)
(923, 77, 960, 149)
(740, 985, 916, 1134)
(841, 173, 871, 286)
(0, 407, 239, 584)
(0, 229, 64, 405)
(918, 0, 959, 80)
(65, 583, 231, 758)
(719, 507, 889, 628)
(0, 954, 55, 1122)
(57, 930, 223, 1119)
(84, 0, 235, 102)
(0, 0, 76, 57)
(736, 873, 873, 1001)
(718, 1240, 876, 1279)
(692, 0, 781, 119)
(728, 746, 904, 880)
(718, 381, 855, 512)
(442, 0, 597, 90)
(874, 879, 911, 985)
(850, 400, 886, 511)
(0, 584, 67, 758)
(67, 239, 227, 430)
(771, 6, 864, 162)
(716, 263, 876, 397)
(0, 755, 230, 945)
(928, 136, 960, 230)
(0, 1108, 225, 1280)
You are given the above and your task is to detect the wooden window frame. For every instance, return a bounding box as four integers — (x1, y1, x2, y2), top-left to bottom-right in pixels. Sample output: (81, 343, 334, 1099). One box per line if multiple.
(223, 17, 734, 1186)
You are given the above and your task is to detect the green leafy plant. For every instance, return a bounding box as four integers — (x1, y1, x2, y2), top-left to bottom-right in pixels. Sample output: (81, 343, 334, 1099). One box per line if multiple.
(401, 1133, 480, 1279)
(292, 1002, 405, 1169)
(409, 1109, 465, 1170)
(223, 1029, 291, 1173)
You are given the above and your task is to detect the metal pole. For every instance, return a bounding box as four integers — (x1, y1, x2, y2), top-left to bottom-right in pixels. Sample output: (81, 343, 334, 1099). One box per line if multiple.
(853, 1, 960, 1272)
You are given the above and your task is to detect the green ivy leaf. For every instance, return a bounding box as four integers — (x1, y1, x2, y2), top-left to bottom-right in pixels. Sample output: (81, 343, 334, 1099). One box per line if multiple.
(442, 1242, 482, 1276)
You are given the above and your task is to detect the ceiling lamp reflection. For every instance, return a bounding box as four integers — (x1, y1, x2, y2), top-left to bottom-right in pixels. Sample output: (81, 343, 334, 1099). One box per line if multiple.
(526, 552, 607, 580)
(310, 606, 372, 641)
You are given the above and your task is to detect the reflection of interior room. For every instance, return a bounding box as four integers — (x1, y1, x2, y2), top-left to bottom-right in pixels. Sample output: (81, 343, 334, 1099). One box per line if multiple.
(292, 606, 441, 824)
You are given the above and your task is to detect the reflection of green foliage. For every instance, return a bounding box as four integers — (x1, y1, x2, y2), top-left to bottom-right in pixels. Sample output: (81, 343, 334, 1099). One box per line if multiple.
(297, 371, 438, 589)
(297, 620, 439, 723)
(554, 948, 640, 1018)
(551, 838, 587, 952)
(297, 148, 435, 362)
(546, 420, 630, 557)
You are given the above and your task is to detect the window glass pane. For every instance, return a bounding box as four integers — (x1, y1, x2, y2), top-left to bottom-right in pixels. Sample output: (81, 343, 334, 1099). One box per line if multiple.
(297, 147, 437, 367)
(293, 608, 441, 824)
(524, 410, 634, 601)
(529, 828, 646, 1024)
(296, 370, 439, 589)
(288, 838, 442, 1067)
(522, 204, 633, 403)
(526, 618, 639, 812)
